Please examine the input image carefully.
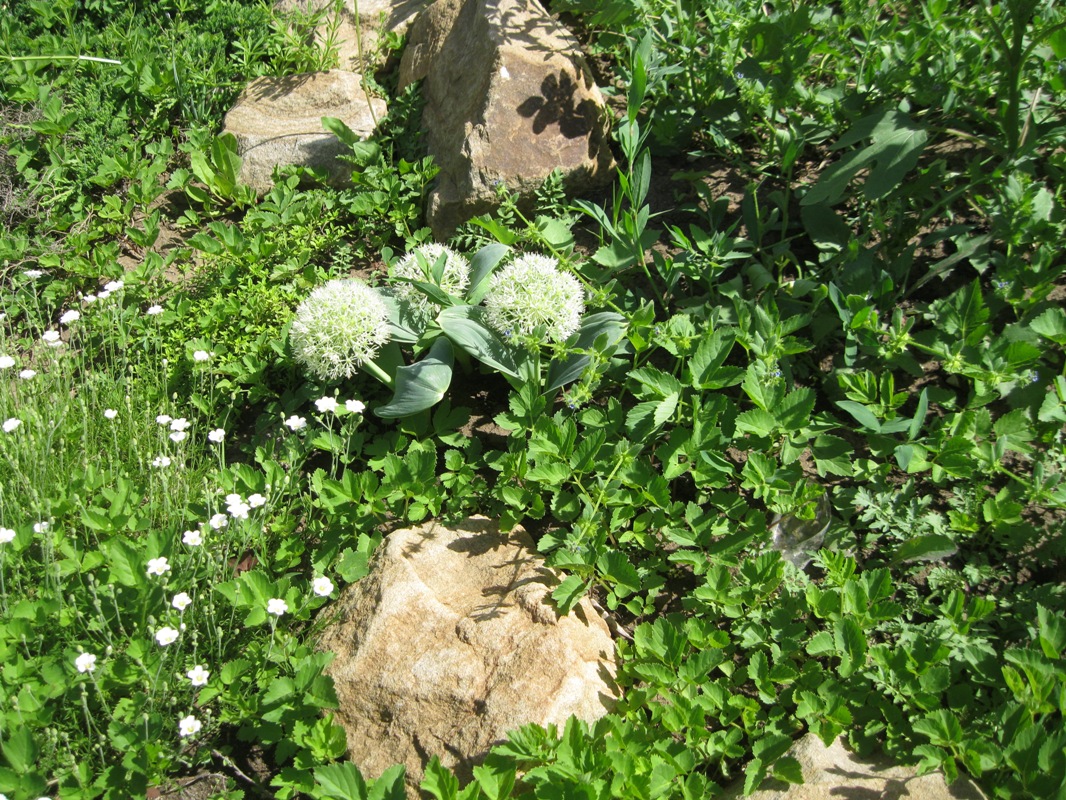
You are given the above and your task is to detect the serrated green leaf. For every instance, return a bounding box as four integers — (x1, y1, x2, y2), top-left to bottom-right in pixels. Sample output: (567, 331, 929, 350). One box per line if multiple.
(420, 758, 458, 800)
(551, 574, 587, 614)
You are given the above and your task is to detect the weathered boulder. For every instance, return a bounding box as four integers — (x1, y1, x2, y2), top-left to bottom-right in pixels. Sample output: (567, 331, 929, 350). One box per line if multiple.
(221, 70, 386, 193)
(398, 0, 615, 237)
(317, 516, 618, 795)
(720, 734, 986, 800)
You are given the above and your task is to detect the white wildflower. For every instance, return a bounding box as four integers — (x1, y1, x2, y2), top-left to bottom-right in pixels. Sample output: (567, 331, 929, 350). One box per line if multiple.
(75, 652, 97, 673)
(147, 305, 164, 316)
(146, 556, 171, 577)
(247, 493, 266, 508)
(104, 409, 118, 419)
(156, 414, 172, 425)
(169, 418, 191, 432)
(171, 592, 192, 611)
(345, 399, 365, 415)
(152, 455, 171, 468)
(207, 428, 225, 443)
(2, 418, 20, 433)
(266, 598, 288, 616)
(0, 528, 15, 544)
(182, 529, 203, 547)
(284, 415, 306, 431)
(315, 396, 339, 414)
(186, 665, 210, 686)
(18, 369, 35, 380)
(0, 356, 15, 369)
(208, 513, 228, 530)
(155, 626, 179, 646)
(178, 714, 201, 737)
(59, 310, 80, 325)
(192, 350, 211, 362)
(312, 576, 334, 597)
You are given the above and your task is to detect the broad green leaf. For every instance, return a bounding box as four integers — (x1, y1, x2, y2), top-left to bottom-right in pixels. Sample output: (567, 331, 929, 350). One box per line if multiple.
(913, 709, 963, 747)
(833, 618, 866, 677)
(811, 434, 854, 476)
(545, 312, 627, 392)
(1037, 605, 1066, 660)
(465, 243, 510, 304)
(472, 757, 517, 800)
(376, 338, 455, 418)
(835, 400, 881, 431)
(315, 761, 369, 800)
(776, 388, 815, 431)
(368, 765, 407, 800)
(734, 408, 778, 438)
(551, 574, 587, 614)
(1, 726, 38, 774)
(801, 110, 927, 206)
(1030, 307, 1066, 345)
(889, 534, 957, 565)
(689, 327, 743, 389)
(100, 536, 146, 588)
(420, 758, 458, 800)
(438, 305, 520, 377)
(596, 550, 641, 596)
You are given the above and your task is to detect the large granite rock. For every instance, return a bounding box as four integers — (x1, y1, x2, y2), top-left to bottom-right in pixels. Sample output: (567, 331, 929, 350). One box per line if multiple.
(317, 516, 618, 794)
(398, 0, 615, 237)
(222, 70, 386, 193)
(721, 734, 986, 799)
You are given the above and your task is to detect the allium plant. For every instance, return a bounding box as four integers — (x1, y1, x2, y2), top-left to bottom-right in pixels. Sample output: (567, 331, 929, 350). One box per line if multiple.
(483, 254, 586, 344)
(391, 243, 470, 320)
(290, 279, 392, 383)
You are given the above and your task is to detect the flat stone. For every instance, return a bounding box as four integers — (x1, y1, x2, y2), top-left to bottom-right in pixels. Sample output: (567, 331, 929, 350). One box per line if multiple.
(720, 734, 987, 799)
(222, 70, 386, 193)
(317, 516, 618, 796)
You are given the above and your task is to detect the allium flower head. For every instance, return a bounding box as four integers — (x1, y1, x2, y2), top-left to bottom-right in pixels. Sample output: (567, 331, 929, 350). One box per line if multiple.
(392, 243, 470, 317)
(483, 254, 585, 344)
(290, 279, 390, 381)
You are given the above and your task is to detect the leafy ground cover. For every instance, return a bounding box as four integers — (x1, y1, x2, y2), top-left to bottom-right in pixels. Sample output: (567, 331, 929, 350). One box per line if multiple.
(1, 0, 1065, 798)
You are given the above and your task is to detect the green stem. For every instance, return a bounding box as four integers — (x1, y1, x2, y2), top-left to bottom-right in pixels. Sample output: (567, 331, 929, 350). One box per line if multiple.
(361, 358, 394, 388)
(5, 54, 122, 65)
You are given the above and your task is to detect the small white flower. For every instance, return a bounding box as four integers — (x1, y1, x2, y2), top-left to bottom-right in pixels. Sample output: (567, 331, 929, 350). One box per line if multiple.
(146, 556, 171, 577)
(170, 418, 191, 432)
(178, 714, 201, 737)
(186, 665, 210, 686)
(75, 652, 97, 673)
(312, 576, 334, 597)
(247, 493, 266, 508)
(104, 409, 118, 419)
(33, 521, 49, 534)
(97, 290, 111, 300)
(42, 330, 62, 347)
(345, 399, 365, 415)
(0, 356, 15, 369)
(156, 414, 172, 425)
(182, 528, 203, 546)
(192, 350, 211, 362)
(207, 428, 225, 443)
(152, 455, 171, 468)
(23, 269, 44, 279)
(83, 294, 98, 304)
(2, 418, 20, 433)
(59, 310, 80, 325)
(169, 431, 187, 443)
(227, 501, 250, 520)
(171, 592, 192, 611)
(155, 626, 179, 646)
(266, 598, 288, 616)
(315, 396, 339, 413)
(284, 415, 307, 431)
(208, 513, 228, 530)
(147, 305, 164, 316)
(225, 493, 243, 506)
(104, 280, 124, 292)
(18, 369, 35, 380)
(0, 528, 15, 544)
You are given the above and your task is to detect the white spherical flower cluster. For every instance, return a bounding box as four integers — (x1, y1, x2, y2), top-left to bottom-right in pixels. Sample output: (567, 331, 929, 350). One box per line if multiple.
(392, 243, 470, 318)
(290, 280, 390, 382)
(483, 254, 585, 344)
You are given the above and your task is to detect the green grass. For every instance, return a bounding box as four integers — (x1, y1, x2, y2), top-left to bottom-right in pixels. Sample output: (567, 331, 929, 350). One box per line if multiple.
(1, 0, 1065, 798)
